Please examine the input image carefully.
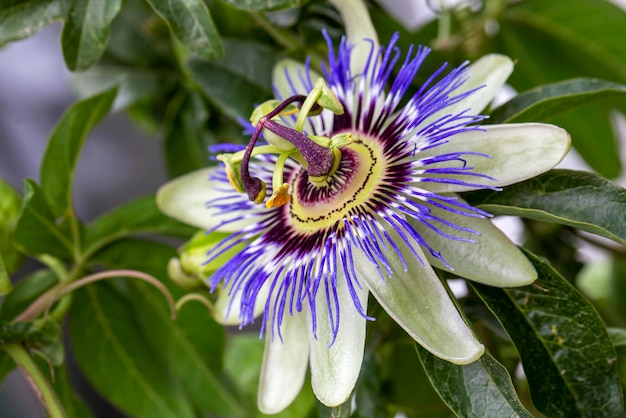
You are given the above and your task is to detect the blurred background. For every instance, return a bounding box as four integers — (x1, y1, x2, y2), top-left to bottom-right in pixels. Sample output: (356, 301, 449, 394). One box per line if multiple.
(1, 0, 626, 416)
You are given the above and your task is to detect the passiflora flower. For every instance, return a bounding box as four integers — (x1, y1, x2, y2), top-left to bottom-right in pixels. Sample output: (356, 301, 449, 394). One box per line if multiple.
(157, 11, 570, 415)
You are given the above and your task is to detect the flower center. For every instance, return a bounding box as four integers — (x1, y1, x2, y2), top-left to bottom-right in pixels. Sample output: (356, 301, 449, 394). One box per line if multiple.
(288, 137, 385, 233)
(217, 79, 355, 209)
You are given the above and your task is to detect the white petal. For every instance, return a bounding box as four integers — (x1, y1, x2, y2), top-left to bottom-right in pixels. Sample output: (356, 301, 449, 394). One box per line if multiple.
(424, 54, 513, 127)
(328, 0, 379, 75)
(418, 123, 571, 193)
(307, 269, 369, 406)
(258, 310, 310, 415)
(408, 199, 537, 287)
(213, 280, 270, 326)
(272, 58, 322, 99)
(156, 168, 259, 232)
(353, 229, 484, 364)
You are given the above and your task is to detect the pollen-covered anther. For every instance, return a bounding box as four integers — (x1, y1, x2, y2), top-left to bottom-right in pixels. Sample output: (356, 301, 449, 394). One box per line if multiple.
(266, 183, 291, 208)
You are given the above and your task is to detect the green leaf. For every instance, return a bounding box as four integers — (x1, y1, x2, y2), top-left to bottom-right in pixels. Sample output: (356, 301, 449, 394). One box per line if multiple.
(0, 0, 63, 45)
(354, 347, 386, 418)
(465, 169, 626, 246)
(69, 281, 195, 418)
(40, 87, 117, 219)
(84, 195, 195, 257)
(144, 0, 222, 60)
(550, 105, 621, 179)
(472, 250, 624, 418)
(0, 350, 15, 385)
(497, 0, 626, 177)
(164, 91, 214, 177)
(0, 179, 24, 273)
(0, 253, 10, 297)
(61, 0, 123, 71)
(0, 269, 58, 321)
(489, 78, 626, 124)
(416, 346, 533, 418)
(189, 39, 275, 120)
(14, 180, 73, 258)
(487, 78, 623, 178)
(94, 238, 244, 417)
(501, 0, 626, 87)
(220, 0, 303, 12)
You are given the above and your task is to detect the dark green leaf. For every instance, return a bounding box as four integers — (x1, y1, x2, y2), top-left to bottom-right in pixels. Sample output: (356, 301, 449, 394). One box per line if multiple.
(380, 340, 450, 418)
(489, 78, 626, 124)
(14, 180, 73, 258)
(69, 281, 195, 418)
(94, 238, 243, 417)
(84, 195, 195, 257)
(145, 0, 222, 60)
(465, 170, 626, 246)
(550, 105, 621, 179)
(354, 347, 386, 418)
(0, 269, 58, 321)
(0, 350, 15, 385)
(189, 39, 275, 120)
(0, 179, 23, 274)
(164, 91, 214, 177)
(501, 0, 626, 87)
(472, 250, 624, 417)
(0, 254, 10, 296)
(417, 346, 533, 418)
(0, 0, 63, 45)
(220, 0, 303, 12)
(40, 87, 117, 219)
(497, 0, 626, 177)
(61, 0, 123, 71)
(609, 327, 626, 391)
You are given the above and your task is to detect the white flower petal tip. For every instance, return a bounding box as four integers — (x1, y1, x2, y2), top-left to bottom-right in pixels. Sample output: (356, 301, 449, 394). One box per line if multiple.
(465, 54, 514, 113)
(258, 313, 309, 415)
(156, 168, 214, 230)
(353, 232, 484, 365)
(308, 272, 369, 407)
(420, 123, 572, 193)
(409, 203, 538, 288)
(424, 54, 514, 127)
(156, 167, 260, 232)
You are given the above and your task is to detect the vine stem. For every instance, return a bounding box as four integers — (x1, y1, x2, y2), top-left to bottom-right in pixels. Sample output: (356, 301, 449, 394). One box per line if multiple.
(3, 343, 69, 418)
(14, 269, 177, 322)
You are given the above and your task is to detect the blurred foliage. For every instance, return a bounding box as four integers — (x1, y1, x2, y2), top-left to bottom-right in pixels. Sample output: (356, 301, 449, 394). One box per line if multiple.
(1, 0, 626, 417)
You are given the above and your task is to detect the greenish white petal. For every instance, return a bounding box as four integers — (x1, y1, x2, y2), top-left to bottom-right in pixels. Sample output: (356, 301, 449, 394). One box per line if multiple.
(353, 230, 484, 364)
(307, 270, 369, 406)
(419, 123, 571, 193)
(409, 199, 537, 287)
(424, 54, 513, 128)
(156, 168, 259, 232)
(328, 0, 379, 74)
(258, 311, 310, 415)
(272, 58, 322, 99)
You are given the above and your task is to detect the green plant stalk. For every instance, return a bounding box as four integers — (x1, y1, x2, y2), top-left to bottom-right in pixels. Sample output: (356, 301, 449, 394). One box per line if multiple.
(3, 343, 69, 418)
